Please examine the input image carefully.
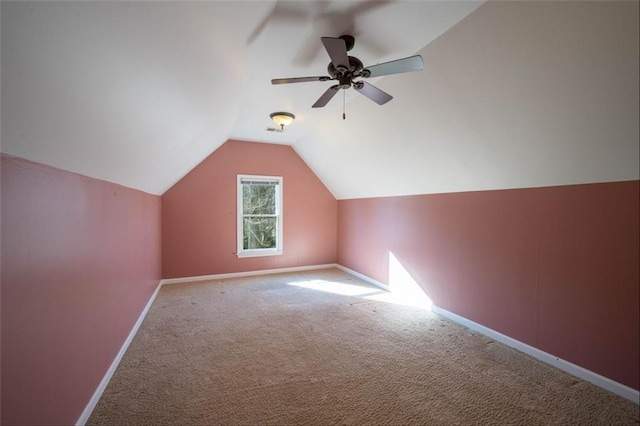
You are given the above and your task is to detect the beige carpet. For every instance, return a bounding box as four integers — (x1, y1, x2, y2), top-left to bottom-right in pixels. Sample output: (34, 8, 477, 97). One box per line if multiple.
(88, 268, 639, 425)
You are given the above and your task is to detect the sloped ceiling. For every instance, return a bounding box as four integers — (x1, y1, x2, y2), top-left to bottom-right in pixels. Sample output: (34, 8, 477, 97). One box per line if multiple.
(2, 1, 638, 199)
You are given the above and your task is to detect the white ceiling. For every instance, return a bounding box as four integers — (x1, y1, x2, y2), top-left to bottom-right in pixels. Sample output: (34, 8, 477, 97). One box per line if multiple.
(2, 1, 638, 198)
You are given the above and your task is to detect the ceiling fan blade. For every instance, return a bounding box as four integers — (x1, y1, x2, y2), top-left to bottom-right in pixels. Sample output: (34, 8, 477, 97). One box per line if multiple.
(247, 6, 310, 44)
(271, 76, 330, 85)
(353, 81, 393, 105)
(312, 85, 340, 108)
(363, 55, 424, 78)
(321, 37, 350, 71)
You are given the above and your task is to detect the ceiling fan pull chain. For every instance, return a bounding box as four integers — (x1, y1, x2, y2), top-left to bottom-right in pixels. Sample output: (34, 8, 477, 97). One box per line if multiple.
(343, 89, 346, 120)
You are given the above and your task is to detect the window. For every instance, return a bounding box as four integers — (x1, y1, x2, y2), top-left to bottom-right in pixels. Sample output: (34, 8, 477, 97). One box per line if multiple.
(237, 175, 283, 258)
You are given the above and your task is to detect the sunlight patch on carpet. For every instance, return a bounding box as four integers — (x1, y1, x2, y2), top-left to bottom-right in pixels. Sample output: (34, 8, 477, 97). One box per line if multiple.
(287, 279, 382, 297)
(286, 256, 432, 311)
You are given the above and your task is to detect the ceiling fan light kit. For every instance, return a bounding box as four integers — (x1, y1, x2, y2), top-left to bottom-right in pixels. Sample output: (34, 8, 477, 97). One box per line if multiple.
(270, 112, 295, 130)
(272, 35, 424, 118)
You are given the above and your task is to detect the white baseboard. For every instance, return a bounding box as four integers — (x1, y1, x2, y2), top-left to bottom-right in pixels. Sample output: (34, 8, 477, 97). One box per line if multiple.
(78, 263, 638, 425)
(77, 263, 340, 423)
(76, 281, 163, 426)
(160, 263, 338, 285)
(335, 264, 390, 291)
(337, 264, 639, 405)
(431, 306, 639, 404)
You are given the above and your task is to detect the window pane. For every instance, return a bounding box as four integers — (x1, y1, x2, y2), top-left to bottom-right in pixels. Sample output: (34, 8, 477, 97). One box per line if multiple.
(242, 184, 276, 215)
(243, 217, 277, 250)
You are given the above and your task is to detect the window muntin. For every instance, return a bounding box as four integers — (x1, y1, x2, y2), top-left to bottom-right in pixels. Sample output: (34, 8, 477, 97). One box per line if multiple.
(237, 175, 283, 257)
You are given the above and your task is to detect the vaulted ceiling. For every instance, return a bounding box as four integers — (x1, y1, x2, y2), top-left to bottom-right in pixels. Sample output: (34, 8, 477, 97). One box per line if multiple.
(2, 1, 638, 199)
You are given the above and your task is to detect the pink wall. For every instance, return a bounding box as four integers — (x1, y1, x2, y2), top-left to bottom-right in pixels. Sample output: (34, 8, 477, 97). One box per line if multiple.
(162, 140, 337, 278)
(337, 181, 639, 390)
(1, 154, 162, 425)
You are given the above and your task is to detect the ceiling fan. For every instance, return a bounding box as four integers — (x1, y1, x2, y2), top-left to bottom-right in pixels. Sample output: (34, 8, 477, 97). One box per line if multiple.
(272, 35, 424, 112)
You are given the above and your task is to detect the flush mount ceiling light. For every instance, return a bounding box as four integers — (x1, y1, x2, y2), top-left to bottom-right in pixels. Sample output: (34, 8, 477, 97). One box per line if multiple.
(270, 112, 295, 130)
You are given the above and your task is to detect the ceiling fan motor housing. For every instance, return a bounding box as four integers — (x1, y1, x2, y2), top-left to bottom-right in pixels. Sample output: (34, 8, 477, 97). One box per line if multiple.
(327, 56, 364, 80)
(338, 75, 351, 89)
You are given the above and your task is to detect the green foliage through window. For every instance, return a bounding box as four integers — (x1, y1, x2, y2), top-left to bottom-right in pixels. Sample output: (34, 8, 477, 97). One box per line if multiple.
(243, 183, 276, 215)
(240, 179, 280, 251)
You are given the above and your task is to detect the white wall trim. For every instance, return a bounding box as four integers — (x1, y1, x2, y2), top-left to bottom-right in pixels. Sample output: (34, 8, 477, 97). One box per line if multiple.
(337, 264, 639, 405)
(160, 263, 337, 285)
(235, 249, 284, 258)
(431, 305, 639, 404)
(78, 263, 638, 425)
(76, 281, 164, 426)
(78, 263, 340, 423)
(334, 264, 390, 291)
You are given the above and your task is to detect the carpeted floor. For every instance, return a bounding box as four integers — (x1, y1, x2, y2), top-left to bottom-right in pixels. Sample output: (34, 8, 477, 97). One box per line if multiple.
(88, 268, 639, 425)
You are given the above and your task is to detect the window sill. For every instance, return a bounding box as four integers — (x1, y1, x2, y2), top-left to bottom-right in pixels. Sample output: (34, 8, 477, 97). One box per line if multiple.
(236, 250, 284, 258)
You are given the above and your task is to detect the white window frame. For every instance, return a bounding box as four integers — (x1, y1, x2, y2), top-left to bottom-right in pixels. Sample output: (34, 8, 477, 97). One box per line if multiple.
(236, 174, 284, 258)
